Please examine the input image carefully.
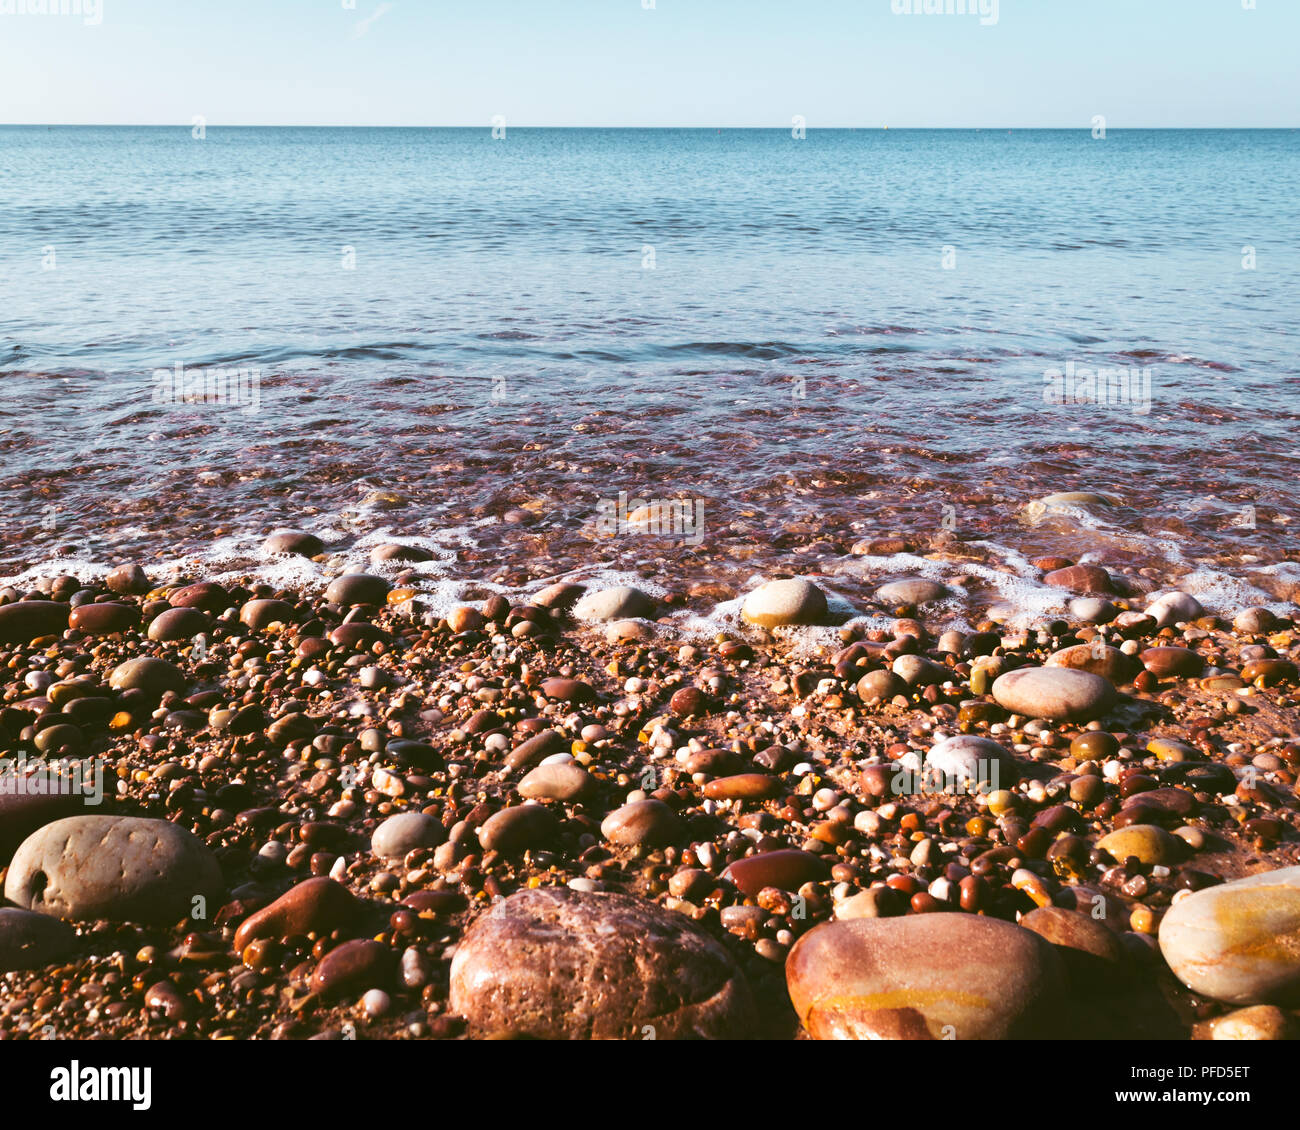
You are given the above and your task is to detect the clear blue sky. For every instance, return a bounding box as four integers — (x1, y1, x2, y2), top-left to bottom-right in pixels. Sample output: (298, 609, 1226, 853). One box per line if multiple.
(2, 0, 1296, 127)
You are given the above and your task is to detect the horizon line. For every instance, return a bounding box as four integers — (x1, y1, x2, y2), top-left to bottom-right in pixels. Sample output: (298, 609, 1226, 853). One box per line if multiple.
(2, 123, 1299, 131)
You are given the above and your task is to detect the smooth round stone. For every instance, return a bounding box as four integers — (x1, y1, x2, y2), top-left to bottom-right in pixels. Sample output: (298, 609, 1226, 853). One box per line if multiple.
(786, 914, 1065, 1040)
(68, 602, 139, 635)
(263, 529, 324, 557)
(1147, 737, 1198, 763)
(1070, 597, 1118, 624)
(324, 574, 391, 606)
(1159, 867, 1300, 1005)
(1097, 824, 1184, 866)
(992, 666, 1115, 721)
(701, 773, 782, 801)
(857, 669, 905, 703)
(834, 889, 896, 920)
(875, 578, 947, 606)
(1140, 646, 1204, 678)
(741, 579, 828, 627)
(4, 816, 223, 924)
(606, 619, 654, 644)
(446, 606, 484, 633)
(936, 630, 965, 655)
(505, 729, 565, 771)
(683, 748, 743, 776)
(232, 877, 360, 951)
(168, 582, 230, 612)
(1144, 591, 1205, 629)
(1207, 1005, 1290, 1041)
(1046, 643, 1134, 683)
(371, 813, 445, 861)
(34, 724, 85, 753)
(891, 654, 947, 687)
(1044, 565, 1114, 594)
(722, 849, 828, 896)
(600, 799, 681, 847)
(108, 656, 186, 698)
(478, 805, 559, 853)
(239, 598, 297, 630)
(1121, 787, 1195, 818)
(1240, 659, 1298, 687)
(311, 939, 391, 998)
(147, 606, 209, 642)
(540, 677, 596, 704)
(901, 735, 1017, 790)
(0, 600, 70, 644)
(1233, 607, 1277, 636)
(328, 622, 387, 649)
(448, 888, 756, 1039)
(669, 686, 711, 716)
(532, 582, 585, 611)
(0, 907, 77, 972)
(1019, 906, 1126, 990)
(519, 763, 591, 802)
(573, 586, 657, 622)
(1036, 492, 1114, 507)
(105, 563, 150, 594)
(369, 542, 432, 564)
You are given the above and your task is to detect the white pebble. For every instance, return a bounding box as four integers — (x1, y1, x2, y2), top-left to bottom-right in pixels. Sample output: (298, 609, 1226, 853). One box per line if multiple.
(361, 989, 390, 1018)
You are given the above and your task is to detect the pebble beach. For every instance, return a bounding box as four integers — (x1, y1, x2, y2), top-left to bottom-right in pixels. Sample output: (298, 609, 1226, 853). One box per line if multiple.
(2, 529, 1299, 1042)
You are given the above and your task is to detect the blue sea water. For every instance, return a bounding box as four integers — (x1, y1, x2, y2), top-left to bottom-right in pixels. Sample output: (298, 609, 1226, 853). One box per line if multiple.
(0, 127, 1297, 609)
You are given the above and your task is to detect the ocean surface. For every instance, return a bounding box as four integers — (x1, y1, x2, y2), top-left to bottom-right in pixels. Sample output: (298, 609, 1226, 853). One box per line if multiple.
(2, 127, 1298, 625)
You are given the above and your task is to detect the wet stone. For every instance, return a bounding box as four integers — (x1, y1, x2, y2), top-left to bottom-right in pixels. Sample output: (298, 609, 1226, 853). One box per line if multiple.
(875, 578, 948, 606)
(109, 656, 187, 698)
(741, 579, 829, 628)
(147, 605, 210, 641)
(311, 938, 391, 998)
(239, 598, 297, 631)
(448, 887, 757, 1039)
(69, 602, 140, 635)
(722, 849, 828, 896)
(1097, 824, 1185, 866)
(0, 600, 70, 644)
(233, 877, 361, 951)
(1043, 564, 1114, 594)
(324, 574, 391, 606)
(263, 530, 324, 557)
(573, 586, 656, 622)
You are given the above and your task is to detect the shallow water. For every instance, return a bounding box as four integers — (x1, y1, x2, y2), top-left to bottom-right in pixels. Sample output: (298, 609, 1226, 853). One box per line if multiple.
(2, 127, 1298, 620)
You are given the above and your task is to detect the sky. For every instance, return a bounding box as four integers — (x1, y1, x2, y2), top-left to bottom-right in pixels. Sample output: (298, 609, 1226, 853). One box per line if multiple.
(0, 0, 1297, 128)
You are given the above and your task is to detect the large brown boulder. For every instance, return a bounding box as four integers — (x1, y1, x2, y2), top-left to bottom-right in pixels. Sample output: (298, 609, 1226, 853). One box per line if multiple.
(449, 888, 755, 1039)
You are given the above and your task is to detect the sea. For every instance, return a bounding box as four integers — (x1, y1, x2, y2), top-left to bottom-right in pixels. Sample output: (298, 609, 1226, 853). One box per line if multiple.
(2, 126, 1297, 629)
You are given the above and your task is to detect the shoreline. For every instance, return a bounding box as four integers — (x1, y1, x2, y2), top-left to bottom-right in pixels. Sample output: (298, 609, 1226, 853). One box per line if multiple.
(1, 541, 1298, 1039)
